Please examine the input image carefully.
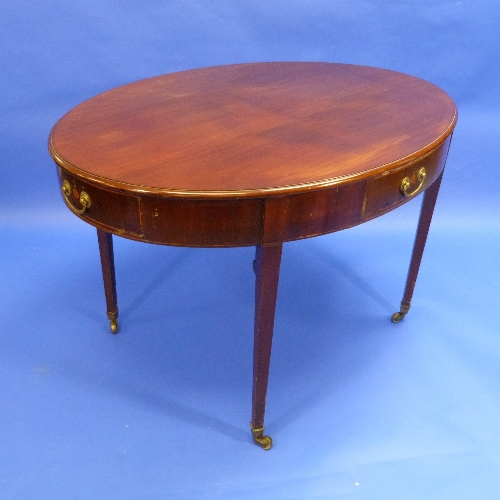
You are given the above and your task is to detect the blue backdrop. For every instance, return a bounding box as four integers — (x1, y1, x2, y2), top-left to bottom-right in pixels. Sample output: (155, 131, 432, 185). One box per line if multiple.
(1, 1, 499, 499)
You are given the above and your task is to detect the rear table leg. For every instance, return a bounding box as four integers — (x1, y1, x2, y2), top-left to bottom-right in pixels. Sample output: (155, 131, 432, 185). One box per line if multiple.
(251, 243, 283, 449)
(392, 172, 443, 323)
(97, 229, 119, 333)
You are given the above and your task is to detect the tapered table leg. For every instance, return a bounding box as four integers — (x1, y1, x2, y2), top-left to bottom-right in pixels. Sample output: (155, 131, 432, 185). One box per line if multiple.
(97, 229, 119, 333)
(251, 243, 283, 449)
(392, 171, 444, 322)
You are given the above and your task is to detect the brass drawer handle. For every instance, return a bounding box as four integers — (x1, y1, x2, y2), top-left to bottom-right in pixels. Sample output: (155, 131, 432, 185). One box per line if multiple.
(62, 180, 92, 215)
(400, 167, 426, 198)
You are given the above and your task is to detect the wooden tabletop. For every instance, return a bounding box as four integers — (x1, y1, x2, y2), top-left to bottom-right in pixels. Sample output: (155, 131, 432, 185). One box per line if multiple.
(49, 62, 457, 198)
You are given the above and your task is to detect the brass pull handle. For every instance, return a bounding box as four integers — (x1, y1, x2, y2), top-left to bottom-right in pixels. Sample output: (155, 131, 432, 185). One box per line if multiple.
(400, 167, 426, 198)
(62, 180, 92, 215)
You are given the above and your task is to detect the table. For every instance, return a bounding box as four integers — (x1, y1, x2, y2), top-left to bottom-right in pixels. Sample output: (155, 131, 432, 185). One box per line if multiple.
(49, 62, 457, 450)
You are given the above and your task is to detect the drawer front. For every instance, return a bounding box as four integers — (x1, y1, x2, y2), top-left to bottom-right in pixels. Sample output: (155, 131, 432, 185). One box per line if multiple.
(140, 196, 264, 247)
(363, 138, 450, 218)
(260, 181, 366, 244)
(59, 169, 142, 235)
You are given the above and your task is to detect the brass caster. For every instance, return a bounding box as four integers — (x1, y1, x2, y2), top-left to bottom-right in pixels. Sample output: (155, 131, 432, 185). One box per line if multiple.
(110, 319, 119, 333)
(254, 434, 273, 450)
(107, 309, 119, 334)
(391, 312, 405, 323)
(391, 304, 410, 323)
(250, 423, 273, 450)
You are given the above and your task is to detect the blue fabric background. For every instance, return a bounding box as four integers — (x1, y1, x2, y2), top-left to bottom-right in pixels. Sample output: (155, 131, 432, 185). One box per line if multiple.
(1, 1, 499, 498)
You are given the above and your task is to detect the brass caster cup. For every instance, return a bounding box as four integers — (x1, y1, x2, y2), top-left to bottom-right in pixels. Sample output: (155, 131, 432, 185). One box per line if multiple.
(250, 423, 273, 450)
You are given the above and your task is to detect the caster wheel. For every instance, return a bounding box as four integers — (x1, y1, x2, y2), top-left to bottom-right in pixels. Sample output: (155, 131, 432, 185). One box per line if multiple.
(391, 312, 405, 323)
(254, 435, 273, 450)
(110, 319, 119, 333)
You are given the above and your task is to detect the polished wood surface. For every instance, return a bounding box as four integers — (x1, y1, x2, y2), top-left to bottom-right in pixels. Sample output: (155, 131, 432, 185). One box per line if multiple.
(96, 229, 119, 333)
(49, 63, 457, 449)
(392, 170, 445, 322)
(252, 244, 283, 449)
(50, 62, 456, 196)
(50, 63, 456, 248)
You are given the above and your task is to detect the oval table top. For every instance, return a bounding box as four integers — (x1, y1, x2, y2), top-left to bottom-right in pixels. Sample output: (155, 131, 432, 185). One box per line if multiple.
(49, 62, 457, 199)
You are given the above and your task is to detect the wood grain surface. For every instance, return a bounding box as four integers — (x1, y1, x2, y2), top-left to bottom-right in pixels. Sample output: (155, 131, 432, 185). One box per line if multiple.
(49, 62, 457, 198)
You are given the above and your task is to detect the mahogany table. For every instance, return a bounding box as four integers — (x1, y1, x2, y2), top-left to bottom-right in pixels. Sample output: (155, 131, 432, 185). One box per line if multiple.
(49, 62, 457, 450)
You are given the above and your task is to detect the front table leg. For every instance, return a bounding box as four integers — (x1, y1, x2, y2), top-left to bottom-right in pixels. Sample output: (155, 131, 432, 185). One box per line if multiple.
(392, 171, 444, 322)
(251, 243, 283, 449)
(96, 229, 119, 333)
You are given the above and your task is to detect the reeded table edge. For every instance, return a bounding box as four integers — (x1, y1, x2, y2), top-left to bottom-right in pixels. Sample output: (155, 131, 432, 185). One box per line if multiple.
(48, 111, 456, 199)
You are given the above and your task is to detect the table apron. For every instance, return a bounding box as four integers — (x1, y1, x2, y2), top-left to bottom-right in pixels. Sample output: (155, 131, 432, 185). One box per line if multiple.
(56, 138, 449, 247)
